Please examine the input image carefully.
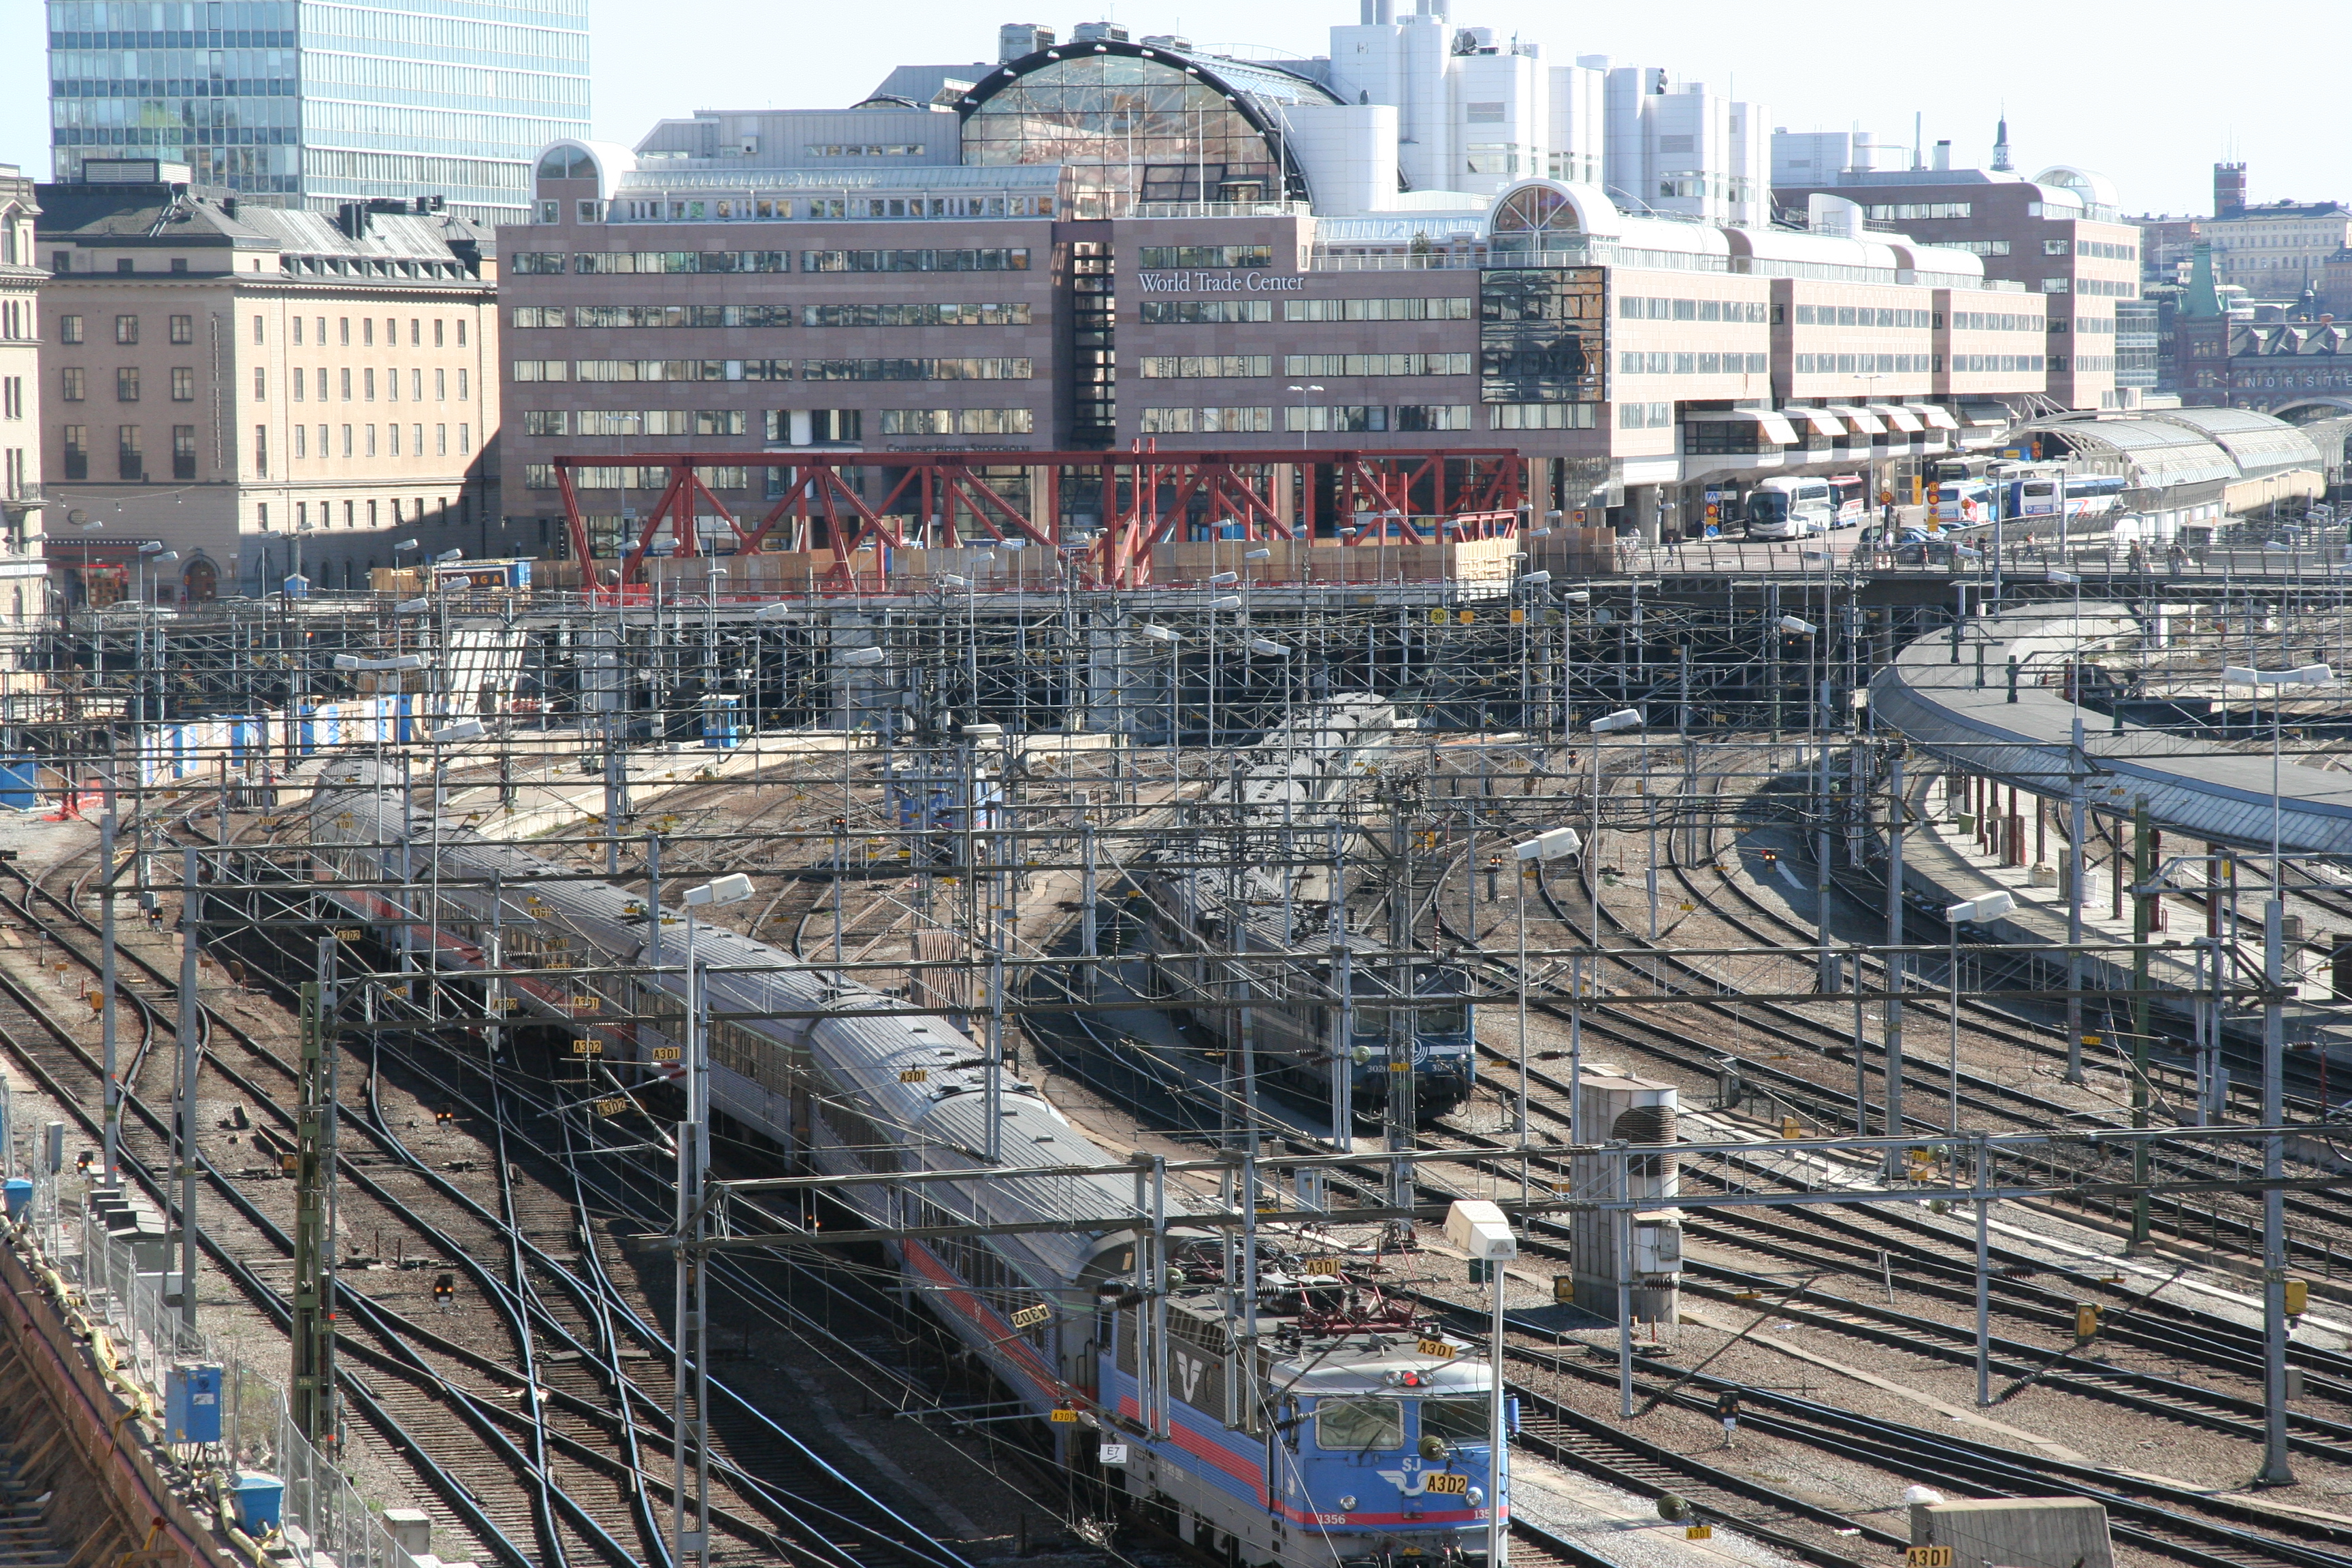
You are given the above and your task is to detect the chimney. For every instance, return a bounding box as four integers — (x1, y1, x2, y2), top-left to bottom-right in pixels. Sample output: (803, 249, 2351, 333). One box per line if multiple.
(1933, 140, 1951, 172)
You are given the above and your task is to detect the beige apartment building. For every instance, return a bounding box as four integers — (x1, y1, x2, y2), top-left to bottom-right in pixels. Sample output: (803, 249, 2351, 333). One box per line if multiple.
(0, 167, 46, 625)
(37, 159, 504, 602)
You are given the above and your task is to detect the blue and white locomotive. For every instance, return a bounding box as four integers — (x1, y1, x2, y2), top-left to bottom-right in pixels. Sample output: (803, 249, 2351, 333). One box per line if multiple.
(1131, 698, 1479, 1122)
(305, 756, 1507, 1567)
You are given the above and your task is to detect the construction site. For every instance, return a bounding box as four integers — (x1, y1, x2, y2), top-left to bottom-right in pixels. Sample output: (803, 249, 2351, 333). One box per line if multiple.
(0, 454, 2346, 1568)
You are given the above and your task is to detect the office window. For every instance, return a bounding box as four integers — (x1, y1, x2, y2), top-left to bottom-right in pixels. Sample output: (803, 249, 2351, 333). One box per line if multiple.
(411, 319, 422, 347)
(317, 423, 329, 456)
(59, 315, 82, 345)
(116, 368, 140, 402)
(368, 501, 378, 527)
(344, 501, 355, 527)
(61, 425, 88, 480)
(339, 318, 350, 346)
(1396, 404, 1473, 431)
(171, 368, 193, 402)
(118, 425, 144, 480)
(293, 317, 304, 346)
(412, 423, 422, 457)
(169, 314, 193, 345)
(801, 358, 1032, 381)
(1283, 405, 1387, 433)
(252, 315, 265, 346)
(2044, 240, 2071, 256)
(340, 368, 352, 401)
(434, 320, 445, 348)
(116, 259, 133, 274)
(459, 370, 470, 399)
(458, 423, 471, 454)
(410, 369, 422, 402)
(366, 425, 378, 457)
(388, 368, 400, 403)
(1139, 301, 1273, 325)
(437, 424, 448, 455)
(457, 319, 468, 346)
(115, 315, 138, 345)
(253, 425, 267, 476)
(389, 423, 401, 457)
(60, 368, 84, 402)
(695, 410, 749, 436)
(253, 368, 266, 402)
(365, 370, 376, 402)
(1280, 353, 1473, 378)
(1137, 356, 1271, 378)
(436, 369, 446, 400)
(363, 319, 374, 347)
(342, 424, 353, 457)
(295, 425, 307, 459)
(293, 370, 305, 404)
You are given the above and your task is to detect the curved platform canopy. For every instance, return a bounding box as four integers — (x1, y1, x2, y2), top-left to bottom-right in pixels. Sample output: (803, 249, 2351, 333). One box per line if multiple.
(1869, 602, 2352, 858)
(2014, 406, 2320, 492)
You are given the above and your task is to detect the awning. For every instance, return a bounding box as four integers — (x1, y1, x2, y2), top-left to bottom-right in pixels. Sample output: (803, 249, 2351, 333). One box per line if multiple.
(1825, 405, 1886, 435)
(1867, 404, 1924, 433)
(1685, 409, 1800, 444)
(1914, 404, 1960, 431)
(1958, 402, 2013, 428)
(1788, 408, 1844, 436)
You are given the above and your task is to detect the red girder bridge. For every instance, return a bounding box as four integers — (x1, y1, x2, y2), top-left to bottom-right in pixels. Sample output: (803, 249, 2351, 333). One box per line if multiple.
(553, 447, 1528, 592)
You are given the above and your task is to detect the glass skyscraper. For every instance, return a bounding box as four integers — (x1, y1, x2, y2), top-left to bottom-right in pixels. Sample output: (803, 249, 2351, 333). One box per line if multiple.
(47, 1, 589, 224)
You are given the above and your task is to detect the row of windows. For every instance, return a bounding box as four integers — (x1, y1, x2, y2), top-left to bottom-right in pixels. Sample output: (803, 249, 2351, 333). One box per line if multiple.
(1618, 402, 1676, 429)
(59, 312, 468, 350)
(1792, 305, 1933, 328)
(1792, 353, 1934, 374)
(1864, 202, 1973, 220)
(289, 421, 470, 459)
(291, 366, 469, 402)
(1137, 404, 1483, 434)
(294, 495, 467, 534)
(58, 422, 191, 481)
(2074, 278, 2138, 297)
(1950, 354, 2048, 372)
(595, 195, 1056, 223)
(519, 302, 1036, 329)
(1283, 353, 1475, 378)
(1619, 296, 1771, 324)
(877, 407, 1034, 435)
(1280, 297, 1475, 322)
(1137, 246, 1274, 270)
(1952, 311, 2044, 333)
(517, 357, 1032, 382)
(526, 250, 1034, 275)
(1619, 351, 1770, 375)
(1137, 355, 1267, 379)
(2074, 240, 2136, 261)
(1940, 240, 2011, 256)
(1489, 402, 1599, 429)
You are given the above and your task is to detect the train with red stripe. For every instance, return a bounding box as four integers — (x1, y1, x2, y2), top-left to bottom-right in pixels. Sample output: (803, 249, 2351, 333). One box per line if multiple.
(307, 755, 1507, 1568)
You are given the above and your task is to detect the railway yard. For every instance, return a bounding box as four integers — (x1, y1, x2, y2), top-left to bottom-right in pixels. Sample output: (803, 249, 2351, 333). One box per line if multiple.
(1, 566, 2351, 1568)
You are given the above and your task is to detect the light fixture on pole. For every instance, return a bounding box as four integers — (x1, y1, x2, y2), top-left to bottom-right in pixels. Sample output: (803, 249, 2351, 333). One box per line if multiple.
(2221, 658, 2332, 1488)
(1512, 824, 1583, 1153)
(1942, 890, 2014, 1133)
(1444, 1198, 1518, 1568)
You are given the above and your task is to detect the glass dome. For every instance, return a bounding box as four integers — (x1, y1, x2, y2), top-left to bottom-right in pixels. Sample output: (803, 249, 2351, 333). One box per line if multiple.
(962, 47, 1328, 216)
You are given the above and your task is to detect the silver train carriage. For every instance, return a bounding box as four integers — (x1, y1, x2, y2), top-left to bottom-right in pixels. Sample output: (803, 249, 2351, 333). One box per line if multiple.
(1130, 698, 1477, 1121)
(305, 756, 1505, 1567)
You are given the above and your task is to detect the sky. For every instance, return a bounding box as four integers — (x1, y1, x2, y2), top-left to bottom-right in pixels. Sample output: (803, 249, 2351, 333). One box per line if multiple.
(0, 0, 2332, 217)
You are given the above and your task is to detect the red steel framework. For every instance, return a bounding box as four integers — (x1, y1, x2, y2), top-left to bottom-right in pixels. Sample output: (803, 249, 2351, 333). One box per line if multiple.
(553, 447, 1527, 590)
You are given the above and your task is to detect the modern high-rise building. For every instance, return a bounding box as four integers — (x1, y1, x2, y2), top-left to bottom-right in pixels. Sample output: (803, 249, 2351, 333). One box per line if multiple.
(45, 0, 590, 225)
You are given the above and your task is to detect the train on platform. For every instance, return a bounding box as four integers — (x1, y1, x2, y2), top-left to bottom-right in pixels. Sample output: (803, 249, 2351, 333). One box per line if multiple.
(306, 754, 1507, 1568)
(1128, 698, 1480, 1123)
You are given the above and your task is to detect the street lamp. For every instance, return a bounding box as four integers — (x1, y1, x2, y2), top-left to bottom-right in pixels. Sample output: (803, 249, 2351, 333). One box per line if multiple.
(1443, 1198, 1518, 1568)
(1942, 890, 2014, 1132)
(1205, 589, 1242, 746)
(1512, 827, 1582, 1146)
(674, 868, 751, 1566)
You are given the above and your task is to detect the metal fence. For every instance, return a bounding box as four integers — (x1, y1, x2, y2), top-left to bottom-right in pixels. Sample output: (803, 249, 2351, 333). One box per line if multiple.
(68, 1200, 412, 1567)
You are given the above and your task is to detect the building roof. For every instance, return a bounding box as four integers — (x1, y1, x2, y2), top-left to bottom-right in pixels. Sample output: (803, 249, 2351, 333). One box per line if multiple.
(35, 182, 495, 273)
(2019, 407, 2318, 489)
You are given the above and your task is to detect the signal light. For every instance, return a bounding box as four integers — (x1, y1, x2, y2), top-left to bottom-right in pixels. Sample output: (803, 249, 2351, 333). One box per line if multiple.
(433, 1272, 456, 1304)
(436, 1105, 454, 1125)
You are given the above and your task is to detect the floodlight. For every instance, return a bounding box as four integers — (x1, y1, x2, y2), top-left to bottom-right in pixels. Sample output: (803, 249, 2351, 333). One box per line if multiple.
(1518, 571, 1551, 587)
(1248, 638, 1290, 657)
(683, 873, 754, 907)
(1208, 595, 1243, 611)
(837, 645, 887, 668)
(2223, 664, 2334, 685)
(1208, 572, 1241, 586)
(1589, 708, 1644, 733)
(1779, 615, 1818, 635)
(431, 719, 485, 742)
(1139, 624, 1180, 643)
(1945, 891, 2014, 924)
(753, 602, 796, 621)
(395, 597, 433, 614)
(392, 539, 420, 553)
(1514, 827, 1582, 861)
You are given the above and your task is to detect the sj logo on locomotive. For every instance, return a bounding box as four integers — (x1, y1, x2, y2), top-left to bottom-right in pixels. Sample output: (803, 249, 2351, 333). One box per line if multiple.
(1134, 270, 1308, 294)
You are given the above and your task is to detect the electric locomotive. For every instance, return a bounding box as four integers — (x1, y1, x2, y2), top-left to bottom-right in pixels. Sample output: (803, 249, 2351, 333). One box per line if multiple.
(304, 756, 1507, 1568)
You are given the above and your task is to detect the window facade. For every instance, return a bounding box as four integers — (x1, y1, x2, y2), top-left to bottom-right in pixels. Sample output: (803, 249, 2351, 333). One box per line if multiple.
(1480, 268, 1605, 404)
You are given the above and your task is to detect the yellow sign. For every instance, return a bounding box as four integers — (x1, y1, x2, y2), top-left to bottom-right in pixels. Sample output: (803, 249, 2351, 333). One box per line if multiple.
(1509, 608, 1526, 625)
(651, 1045, 682, 1062)
(899, 1067, 930, 1083)
(1415, 1338, 1456, 1360)
(336, 928, 365, 941)
(1303, 1258, 1343, 1277)
(1456, 610, 1475, 625)
(1424, 1474, 1470, 1496)
(1011, 1303, 1053, 1329)
(2287, 1278, 2310, 1316)
(1048, 1406, 1080, 1423)
(1907, 1549, 1953, 1568)
(1388, 1060, 1412, 1072)
(1686, 1525, 1714, 1541)
(594, 1098, 627, 1115)
(570, 1039, 604, 1056)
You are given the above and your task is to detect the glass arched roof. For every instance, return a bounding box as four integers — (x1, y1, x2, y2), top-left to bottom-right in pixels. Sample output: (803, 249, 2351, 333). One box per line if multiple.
(960, 42, 1336, 215)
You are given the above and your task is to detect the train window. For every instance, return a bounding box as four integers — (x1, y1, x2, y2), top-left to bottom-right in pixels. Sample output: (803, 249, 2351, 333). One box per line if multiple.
(1316, 1396, 1404, 1451)
(1420, 1004, 1469, 1035)
(1352, 1008, 1397, 1039)
(1420, 1399, 1488, 1445)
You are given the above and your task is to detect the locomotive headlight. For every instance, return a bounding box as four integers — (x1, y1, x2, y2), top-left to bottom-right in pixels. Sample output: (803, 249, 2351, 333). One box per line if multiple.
(1339, 1497, 1356, 1512)
(1352, 1046, 1373, 1065)
(1465, 1488, 1485, 1508)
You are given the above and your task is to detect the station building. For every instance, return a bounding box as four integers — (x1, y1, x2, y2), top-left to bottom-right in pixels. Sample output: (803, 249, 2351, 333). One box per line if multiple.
(498, 16, 2060, 553)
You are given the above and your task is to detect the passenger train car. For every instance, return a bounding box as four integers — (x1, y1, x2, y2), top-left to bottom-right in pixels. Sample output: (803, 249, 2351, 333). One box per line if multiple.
(1129, 699, 1478, 1122)
(306, 755, 1505, 1567)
